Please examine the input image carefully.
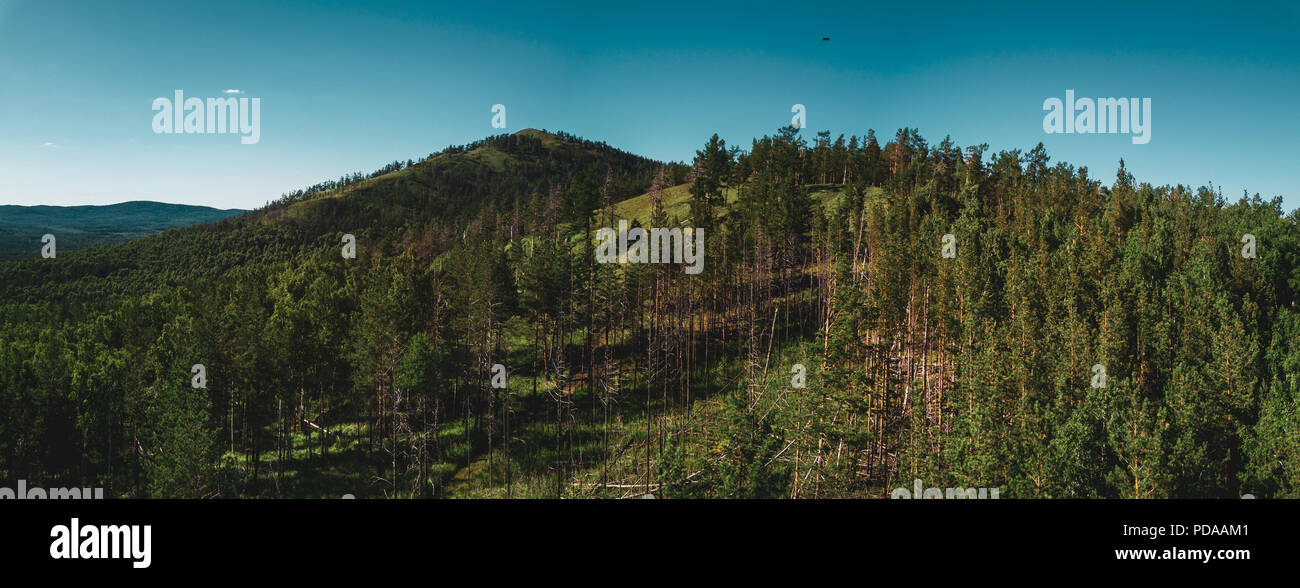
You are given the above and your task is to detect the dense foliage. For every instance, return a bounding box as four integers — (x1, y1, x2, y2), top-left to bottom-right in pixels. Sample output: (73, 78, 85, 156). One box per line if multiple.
(1, 128, 1295, 498)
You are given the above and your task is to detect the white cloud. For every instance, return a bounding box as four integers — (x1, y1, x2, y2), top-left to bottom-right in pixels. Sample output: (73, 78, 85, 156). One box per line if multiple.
(42, 141, 58, 148)
(222, 89, 244, 95)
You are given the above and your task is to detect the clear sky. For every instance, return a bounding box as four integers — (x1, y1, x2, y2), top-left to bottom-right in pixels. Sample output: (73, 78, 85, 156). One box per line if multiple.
(1, 0, 1296, 211)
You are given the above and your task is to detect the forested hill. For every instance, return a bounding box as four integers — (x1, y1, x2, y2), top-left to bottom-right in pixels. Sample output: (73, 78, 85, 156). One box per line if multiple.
(2, 127, 1299, 500)
(0, 201, 245, 261)
(0, 129, 687, 303)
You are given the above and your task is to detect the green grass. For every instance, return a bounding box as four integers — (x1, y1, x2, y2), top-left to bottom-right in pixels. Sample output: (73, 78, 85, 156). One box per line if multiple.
(610, 184, 695, 225)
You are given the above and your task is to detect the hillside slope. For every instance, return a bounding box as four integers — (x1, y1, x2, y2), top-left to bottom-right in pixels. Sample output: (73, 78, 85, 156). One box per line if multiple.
(0, 130, 685, 302)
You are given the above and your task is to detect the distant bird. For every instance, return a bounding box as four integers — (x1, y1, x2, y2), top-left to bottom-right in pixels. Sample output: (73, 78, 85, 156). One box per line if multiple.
(822, 36, 830, 41)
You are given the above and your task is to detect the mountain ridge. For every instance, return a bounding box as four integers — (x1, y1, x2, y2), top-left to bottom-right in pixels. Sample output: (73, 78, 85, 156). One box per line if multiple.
(0, 200, 247, 261)
(0, 129, 687, 302)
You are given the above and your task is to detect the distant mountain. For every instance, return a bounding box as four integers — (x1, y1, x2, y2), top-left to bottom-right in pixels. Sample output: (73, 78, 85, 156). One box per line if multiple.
(0, 201, 245, 260)
(0, 129, 682, 303)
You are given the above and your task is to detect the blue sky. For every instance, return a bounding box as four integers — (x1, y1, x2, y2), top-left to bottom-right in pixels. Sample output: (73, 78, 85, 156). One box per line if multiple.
(1, 0, 1296, 211)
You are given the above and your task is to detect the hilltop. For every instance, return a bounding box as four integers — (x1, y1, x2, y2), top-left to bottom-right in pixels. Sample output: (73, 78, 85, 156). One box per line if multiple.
(0, 130, 687, 302)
